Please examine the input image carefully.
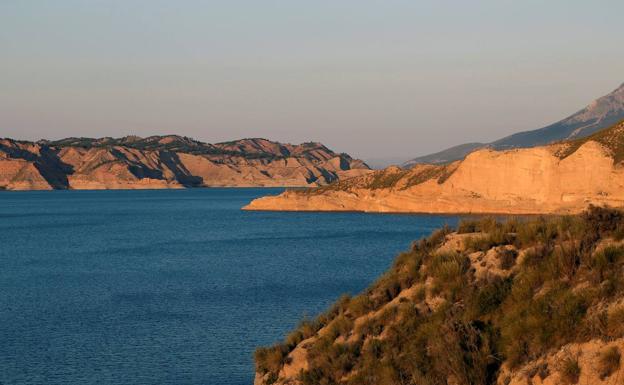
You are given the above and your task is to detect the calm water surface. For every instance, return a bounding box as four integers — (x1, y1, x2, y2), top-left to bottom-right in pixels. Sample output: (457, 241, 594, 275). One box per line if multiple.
(0, 189, 460, 385)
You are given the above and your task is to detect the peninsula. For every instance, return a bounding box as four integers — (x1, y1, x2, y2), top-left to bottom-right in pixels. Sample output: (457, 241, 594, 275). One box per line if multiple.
(245, 120, 624, 215)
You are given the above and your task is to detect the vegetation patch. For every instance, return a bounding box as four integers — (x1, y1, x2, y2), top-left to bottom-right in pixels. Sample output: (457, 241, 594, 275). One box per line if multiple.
(598, 346, 620, 379)
(255, 206, 624, 385)
(366, 169, 410, 190)
(556, 120, 624, 163)
(557, 353, 581, 384)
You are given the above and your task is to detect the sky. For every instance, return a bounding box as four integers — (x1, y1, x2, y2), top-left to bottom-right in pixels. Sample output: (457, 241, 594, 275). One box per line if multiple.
(1, 1, 623, 162)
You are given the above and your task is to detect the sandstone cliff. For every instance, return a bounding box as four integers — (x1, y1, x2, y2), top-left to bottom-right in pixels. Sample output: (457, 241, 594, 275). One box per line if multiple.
(0, 136, 370, 190)
(245, 121, 624, 215)
(254, 208, 624, 385)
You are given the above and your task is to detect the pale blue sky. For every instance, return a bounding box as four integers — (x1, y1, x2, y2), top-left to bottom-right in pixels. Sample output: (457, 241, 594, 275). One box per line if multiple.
(1, 0, 623, 160)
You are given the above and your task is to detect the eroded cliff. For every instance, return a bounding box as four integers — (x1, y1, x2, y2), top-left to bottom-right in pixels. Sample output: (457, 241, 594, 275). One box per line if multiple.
(245, 121, 624, 215)
(0, 136, 370, 190)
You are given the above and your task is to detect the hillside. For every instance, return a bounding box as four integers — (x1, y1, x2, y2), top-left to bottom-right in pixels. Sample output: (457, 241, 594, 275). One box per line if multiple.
(0, 136, 370, 190)
(403, 142, 485, 166)
(404, 82, 624, 167)
(245, 120, 624, 215)
(255, 206, 624, 385)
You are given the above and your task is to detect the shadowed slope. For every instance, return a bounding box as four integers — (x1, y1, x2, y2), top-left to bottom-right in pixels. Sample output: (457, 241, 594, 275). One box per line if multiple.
(0, 136, 371, 190)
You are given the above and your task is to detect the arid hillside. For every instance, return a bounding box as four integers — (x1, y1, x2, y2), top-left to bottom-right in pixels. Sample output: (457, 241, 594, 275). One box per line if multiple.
(255, 207, 624, 385)
(245, 121, 624, 215)
(0, 136, 370, 190)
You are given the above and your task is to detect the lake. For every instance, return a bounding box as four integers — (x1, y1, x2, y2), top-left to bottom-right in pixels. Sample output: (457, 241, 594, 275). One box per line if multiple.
(0, 189, 460, 385)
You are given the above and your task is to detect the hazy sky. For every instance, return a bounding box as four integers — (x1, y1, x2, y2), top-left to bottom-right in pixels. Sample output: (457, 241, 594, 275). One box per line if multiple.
(1, 1, 623, 160)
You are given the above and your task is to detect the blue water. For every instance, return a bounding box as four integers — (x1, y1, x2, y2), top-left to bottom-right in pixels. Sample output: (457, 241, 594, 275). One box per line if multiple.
(0, 189, 460, 385)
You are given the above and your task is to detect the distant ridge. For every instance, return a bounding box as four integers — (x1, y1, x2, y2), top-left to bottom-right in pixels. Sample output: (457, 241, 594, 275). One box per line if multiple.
(402, 142, 485, 166)
(0, 136, 371, 190)
(404, 82, 624, 167)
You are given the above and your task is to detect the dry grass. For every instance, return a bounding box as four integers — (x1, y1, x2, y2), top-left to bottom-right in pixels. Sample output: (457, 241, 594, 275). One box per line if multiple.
(597, 346, 620, 379)
(557, 353, 581, 384)
(255, 206, 624, 385)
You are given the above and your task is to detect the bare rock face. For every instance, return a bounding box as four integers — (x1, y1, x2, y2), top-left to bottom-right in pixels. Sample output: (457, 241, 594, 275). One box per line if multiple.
(244, 121, 624, 215)
(0, 137, 371, 190)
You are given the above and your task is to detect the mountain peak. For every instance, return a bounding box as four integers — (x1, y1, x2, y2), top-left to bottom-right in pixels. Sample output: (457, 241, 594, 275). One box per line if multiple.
(564, 82, 624, 126)
(405, 81, 624, 167)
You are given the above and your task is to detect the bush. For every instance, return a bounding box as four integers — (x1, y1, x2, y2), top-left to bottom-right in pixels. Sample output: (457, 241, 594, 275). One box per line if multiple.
(499, 248, 518, 270)
(254, 345, 288, 375)
(470, 277, 512, 317)
(457, 218, 480, 234)
(598, 346, 620, 379)
(588, 246, 624, 283)
(457, 216, 502, 234)
(465, 229, 515, 252)
(347, 295, 374, 317)
(429, 252, 468, 282)
(607, 306, 624, 337)
(327, 315, 354, 340)
(557, 354, 581, 384)
(500, 285, 587, 366)
(582, 205, 624, 234)
(428, 252, 470, 300)
(515, 217, 558, 247)
(285, 318, 317, 349)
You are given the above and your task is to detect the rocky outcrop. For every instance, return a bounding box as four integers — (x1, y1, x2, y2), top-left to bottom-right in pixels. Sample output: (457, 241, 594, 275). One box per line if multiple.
(244, 121, 624, 215)
(0, 136, 370, 190)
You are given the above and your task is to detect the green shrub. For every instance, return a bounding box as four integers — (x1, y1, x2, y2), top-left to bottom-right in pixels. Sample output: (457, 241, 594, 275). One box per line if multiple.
(470, 277, 512, 317)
